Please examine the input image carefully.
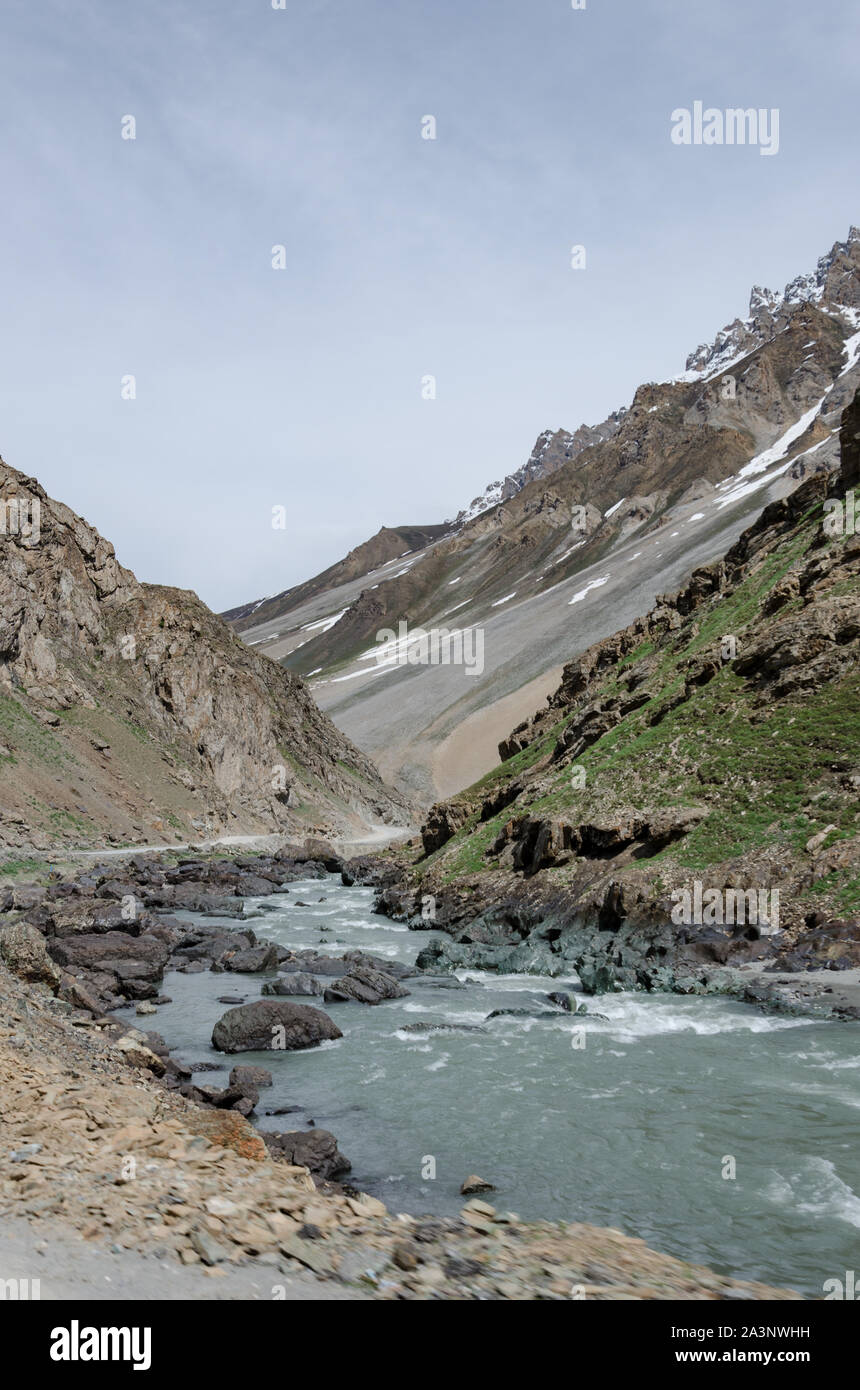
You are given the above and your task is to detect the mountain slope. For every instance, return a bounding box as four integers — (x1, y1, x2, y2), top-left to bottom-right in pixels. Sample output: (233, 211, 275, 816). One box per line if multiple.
(228, 226, 860, 806)
(376, 388, 860, 1011)
(225, 523, 452, 630)
(0, 457, 409, 852)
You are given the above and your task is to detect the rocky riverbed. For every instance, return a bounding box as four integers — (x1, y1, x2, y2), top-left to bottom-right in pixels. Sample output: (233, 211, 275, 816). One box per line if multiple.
(0, 868, 801, 1302)
(2, 840, 859, 1298)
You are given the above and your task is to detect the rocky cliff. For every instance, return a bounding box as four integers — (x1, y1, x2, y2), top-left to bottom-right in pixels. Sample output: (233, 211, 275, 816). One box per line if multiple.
(0, 457, 409, 851)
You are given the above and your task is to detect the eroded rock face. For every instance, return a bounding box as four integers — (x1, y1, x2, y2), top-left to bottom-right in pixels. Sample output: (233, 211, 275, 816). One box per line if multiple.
(211, 999, 342, 1054)
(421, 802, 470, 856)
(496, 807, 709, 876)
(0, 455, 410, 849)
(841, 388, 860, 487)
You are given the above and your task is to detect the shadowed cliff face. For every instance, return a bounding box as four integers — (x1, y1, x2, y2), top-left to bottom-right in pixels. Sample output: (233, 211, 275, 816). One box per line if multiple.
(0, 456, 410, 851)
(227, 227, 860, 805)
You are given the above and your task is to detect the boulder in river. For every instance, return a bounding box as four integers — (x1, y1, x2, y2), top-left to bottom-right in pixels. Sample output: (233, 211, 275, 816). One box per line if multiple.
(230, 1065, 273, 1090)
(197, 1083, 259, 1115)
(460, 1175, 496, 1195)
(211, 999, 342, 1053)
(342, 949, 415, 980)
(262, 972, 322, 997)
(221, 943, 280, 973)
(263, 1128, 351, 1178)
(324, 964, 409, 1005)
(546, 991, 572, 1011)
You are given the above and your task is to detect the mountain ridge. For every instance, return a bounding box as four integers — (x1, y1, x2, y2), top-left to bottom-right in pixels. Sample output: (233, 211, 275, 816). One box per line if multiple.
(227, 225, 860, 806)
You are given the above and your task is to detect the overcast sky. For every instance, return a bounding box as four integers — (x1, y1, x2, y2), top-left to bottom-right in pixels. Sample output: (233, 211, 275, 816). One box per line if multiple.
(1, 0, 858, 611)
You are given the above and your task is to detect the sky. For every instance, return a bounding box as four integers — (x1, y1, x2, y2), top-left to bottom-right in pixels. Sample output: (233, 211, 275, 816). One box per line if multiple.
(0, 0, 858, 611)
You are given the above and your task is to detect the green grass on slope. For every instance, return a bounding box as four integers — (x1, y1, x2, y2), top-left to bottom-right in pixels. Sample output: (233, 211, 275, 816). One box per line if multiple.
(431, 508, 860, 885)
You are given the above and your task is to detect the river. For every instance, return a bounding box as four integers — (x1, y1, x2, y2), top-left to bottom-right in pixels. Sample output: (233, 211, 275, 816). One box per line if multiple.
(151, 874, 860, 1297)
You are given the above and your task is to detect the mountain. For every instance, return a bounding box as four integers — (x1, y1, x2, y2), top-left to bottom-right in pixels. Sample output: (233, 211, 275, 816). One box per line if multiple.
(225, 226, 860, 806)
(0, 458, 409, 852)
(376, 387, 860, 1015)
(225, 524, 452, 631)
(450, 409, 629, 526)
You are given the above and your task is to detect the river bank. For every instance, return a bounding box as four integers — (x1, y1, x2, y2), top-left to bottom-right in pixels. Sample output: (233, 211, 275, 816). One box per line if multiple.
(1, 842, 857, 1298)
(0, 942, 800, 1301)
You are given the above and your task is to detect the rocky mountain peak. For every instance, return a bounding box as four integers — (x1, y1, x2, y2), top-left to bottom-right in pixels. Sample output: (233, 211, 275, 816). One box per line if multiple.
(450, 408, 628, 528)
(685, 225, 860, 378)
(457, 229, 860, 528)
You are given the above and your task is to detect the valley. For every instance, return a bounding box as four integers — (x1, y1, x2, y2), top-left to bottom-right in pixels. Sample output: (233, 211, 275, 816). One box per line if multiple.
(226, 228, 860, 807)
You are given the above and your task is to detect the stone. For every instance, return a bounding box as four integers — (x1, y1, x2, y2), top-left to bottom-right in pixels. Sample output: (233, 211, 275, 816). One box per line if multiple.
(461, 1211, 495, 1235)
(0, 923, 61, 988)
(229, 1065, 273, 1091)
(392, 1241, 419, 1271)
(263, 1128, 351, 1179)
(346, 1193, 387, 1219)
(189, 1227, 228, 1266)
(460, 1175, 496, 1195)
(323, 965, 409, 1006)
(546, 991, 572, 1011)
(211, 999, 342, 1053)
(205, 1196, 238, 1218)
(806, 825, 837, 854)
(262, 972, 321, 996)
(280, 1234, 335, 1276)
(222, 944, 280, 973)
(463, 1198, 497, 1217)
(113, 1035, 166, 1076)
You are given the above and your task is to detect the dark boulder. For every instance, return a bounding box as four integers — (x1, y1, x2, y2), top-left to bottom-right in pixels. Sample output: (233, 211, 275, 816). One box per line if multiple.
(324, 965, 410, 1005)
(221, 943, 280, 973)
(211, 999, 342, 1053)
(263, 1128, 350, 1178)
(546, 991, 572, 1011)
(262, 972, 321, 996)
(47, 931, 170, 999)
